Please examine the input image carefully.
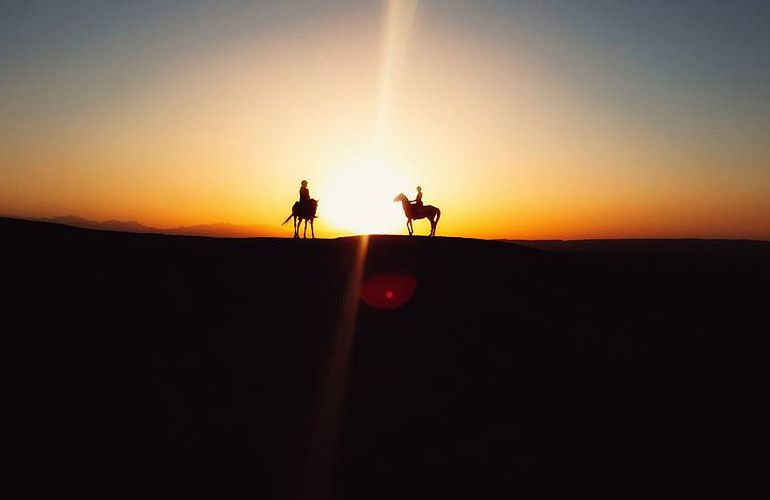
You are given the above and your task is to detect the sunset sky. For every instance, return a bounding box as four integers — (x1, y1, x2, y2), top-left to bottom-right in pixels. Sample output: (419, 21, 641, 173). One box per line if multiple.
(2, 0, 769, 239)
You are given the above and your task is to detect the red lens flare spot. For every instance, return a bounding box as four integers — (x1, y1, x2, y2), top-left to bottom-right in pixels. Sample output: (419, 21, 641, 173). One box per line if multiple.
(360, 273, 417, 310)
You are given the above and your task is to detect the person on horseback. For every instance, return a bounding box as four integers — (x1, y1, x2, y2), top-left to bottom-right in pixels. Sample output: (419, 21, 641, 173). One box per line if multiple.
(411, 186, 423, 207)
(299, 180, 310, 206)
(393, 191, 441, 236)
(282, 179, 318, 238)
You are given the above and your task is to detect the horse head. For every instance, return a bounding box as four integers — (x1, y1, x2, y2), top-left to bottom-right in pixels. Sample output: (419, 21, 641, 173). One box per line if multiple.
(393, 193, 406, 203)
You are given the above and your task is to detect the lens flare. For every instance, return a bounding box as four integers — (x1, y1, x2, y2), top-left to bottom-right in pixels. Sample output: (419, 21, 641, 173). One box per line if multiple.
(361, 272, 418, 310)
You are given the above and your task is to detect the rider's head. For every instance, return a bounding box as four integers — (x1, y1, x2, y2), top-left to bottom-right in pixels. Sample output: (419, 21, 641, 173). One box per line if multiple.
(417, 186, 422, 192)
(301, 180, 308, 186)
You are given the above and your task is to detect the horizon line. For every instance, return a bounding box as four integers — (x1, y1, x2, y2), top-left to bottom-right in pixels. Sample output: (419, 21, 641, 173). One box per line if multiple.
(1, 214, 768, 243)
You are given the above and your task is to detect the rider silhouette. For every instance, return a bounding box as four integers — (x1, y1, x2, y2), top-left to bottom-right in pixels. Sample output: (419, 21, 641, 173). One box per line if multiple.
(299, 180, 310, 205)
(411, 186, 423, 208)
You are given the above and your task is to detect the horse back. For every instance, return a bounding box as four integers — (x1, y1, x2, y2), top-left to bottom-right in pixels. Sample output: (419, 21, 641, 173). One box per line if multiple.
(412, 205, 437, 219)
(293, 200, 317, 219)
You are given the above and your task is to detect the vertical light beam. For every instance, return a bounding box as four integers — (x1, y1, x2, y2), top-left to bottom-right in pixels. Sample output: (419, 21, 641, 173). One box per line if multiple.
(376, 0, 419, 147)
(301, 1, 419, 497)
(299, 235, 369, 500)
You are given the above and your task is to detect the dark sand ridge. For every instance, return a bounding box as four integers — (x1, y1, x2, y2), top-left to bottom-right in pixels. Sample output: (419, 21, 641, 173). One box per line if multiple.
(3, 217, 768, 498)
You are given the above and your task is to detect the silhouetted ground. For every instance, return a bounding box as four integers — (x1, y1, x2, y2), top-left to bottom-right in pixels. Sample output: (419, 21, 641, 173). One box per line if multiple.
(3, 217, 768, 497)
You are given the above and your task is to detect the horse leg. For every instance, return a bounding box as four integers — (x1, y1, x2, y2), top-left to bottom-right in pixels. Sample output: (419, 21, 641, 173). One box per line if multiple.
(303, 219, 308, 238)
(293, 216, 298, 238)
(310, 219, 315, 239)
(406, 219, 412, 236)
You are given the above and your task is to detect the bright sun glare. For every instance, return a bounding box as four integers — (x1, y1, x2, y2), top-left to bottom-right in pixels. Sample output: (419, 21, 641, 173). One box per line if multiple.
(320, 155, 411, 235)
(312, 0, 419, 237)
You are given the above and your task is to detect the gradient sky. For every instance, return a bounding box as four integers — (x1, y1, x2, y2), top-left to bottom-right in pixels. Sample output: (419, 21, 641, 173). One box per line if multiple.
(2, 0, 769, 238)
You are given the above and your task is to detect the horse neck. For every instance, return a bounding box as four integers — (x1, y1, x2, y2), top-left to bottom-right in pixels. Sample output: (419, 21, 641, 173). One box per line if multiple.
(400, 198, 411, 210)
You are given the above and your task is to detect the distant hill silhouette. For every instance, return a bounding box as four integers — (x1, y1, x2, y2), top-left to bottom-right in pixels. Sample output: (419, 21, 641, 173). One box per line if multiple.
(33, 215, 285, 238)
(41, 215, 156, 233)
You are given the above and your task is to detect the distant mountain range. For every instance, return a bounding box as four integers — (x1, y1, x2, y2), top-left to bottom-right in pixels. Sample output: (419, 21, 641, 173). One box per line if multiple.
(35, 215, 286, 238)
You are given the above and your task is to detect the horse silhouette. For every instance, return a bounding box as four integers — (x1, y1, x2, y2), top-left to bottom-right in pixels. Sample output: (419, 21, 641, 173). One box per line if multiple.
(393, 193, 441, 236)
(282, 199, 318, 239)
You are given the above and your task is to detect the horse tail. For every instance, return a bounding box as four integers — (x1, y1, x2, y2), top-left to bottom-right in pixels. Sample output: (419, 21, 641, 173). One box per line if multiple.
(435, 207, 441, 224)
(281, 214, 293, 226)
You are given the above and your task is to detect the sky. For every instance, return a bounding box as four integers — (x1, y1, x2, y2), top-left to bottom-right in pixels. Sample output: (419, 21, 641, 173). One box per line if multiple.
(1, 0, 769, 239)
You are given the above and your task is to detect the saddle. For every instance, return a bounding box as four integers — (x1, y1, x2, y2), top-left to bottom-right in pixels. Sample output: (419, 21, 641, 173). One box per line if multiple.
(295, 199, 318, 218)
(409, 202, 424, 218)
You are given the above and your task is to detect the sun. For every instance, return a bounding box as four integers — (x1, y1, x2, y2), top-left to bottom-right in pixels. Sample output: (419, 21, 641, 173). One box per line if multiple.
(320, 155, 412, 235)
